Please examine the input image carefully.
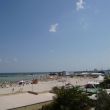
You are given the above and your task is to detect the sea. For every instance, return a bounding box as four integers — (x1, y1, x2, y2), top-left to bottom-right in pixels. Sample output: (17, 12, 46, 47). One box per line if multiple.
(0, 72, 49, 83)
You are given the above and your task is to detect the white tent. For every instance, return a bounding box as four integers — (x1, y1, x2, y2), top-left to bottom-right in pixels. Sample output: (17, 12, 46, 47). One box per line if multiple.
(97, 75, 104, 82)
(19, 80, 25, 83)
(18, 80, 25, 85)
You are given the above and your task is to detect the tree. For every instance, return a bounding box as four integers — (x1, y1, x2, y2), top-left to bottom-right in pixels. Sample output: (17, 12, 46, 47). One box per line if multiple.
(95, 90, 110, 110)
(40, 86, 93, 110)
(99, 77, 110, 89)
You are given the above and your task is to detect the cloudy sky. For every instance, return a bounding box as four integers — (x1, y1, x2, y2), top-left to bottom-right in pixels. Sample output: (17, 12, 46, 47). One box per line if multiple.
(0, 0, 110, 72)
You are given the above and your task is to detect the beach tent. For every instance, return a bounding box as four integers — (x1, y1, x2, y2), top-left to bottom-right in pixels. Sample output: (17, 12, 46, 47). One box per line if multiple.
(18, 80, 25, 85)
(97, 75, 104, 82)
(19, 80, 25, 83)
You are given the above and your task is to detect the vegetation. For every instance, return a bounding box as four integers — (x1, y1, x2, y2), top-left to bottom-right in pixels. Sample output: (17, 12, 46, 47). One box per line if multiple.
(99, 77, 110, 89)
(95, 90, 110, 110)
(40, 86, 93, 110)
(40, 81, 110, 110)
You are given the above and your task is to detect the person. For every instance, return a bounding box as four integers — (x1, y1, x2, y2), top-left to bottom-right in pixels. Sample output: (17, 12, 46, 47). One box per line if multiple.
(12, 88, 14, 93)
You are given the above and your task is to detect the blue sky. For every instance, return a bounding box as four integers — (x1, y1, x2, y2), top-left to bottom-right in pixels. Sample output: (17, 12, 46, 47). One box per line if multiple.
(0, 0, 110, 72)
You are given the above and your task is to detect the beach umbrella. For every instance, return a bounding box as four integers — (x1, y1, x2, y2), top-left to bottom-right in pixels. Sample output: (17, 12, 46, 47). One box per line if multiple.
(97, 75, 104, 82)
(18, 80, 25, 85)
(19, 80, 25, 83)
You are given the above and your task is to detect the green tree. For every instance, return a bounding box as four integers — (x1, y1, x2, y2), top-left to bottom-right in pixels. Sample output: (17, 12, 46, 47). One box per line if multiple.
(95, 90, 110, 110)
(99, 77, 110, 89)
(40, 86, 93, 110)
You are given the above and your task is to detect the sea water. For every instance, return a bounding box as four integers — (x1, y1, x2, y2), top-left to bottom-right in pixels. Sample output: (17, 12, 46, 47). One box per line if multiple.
(0, 72, 49, 82)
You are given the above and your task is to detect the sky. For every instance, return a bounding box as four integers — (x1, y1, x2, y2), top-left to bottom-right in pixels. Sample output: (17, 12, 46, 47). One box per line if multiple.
(0, 0, 110, 73)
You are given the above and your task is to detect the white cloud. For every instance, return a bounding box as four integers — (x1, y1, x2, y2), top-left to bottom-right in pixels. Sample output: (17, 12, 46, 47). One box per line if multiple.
(76, 0, 85, 11)
(49, 23, 59, 32)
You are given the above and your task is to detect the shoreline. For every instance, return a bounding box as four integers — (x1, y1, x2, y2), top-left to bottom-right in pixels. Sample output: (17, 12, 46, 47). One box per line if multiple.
(0, 76, 100, 95)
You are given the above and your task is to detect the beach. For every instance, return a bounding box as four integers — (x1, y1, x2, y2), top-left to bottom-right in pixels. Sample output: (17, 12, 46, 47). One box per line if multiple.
(0, 76, 100, 95)
(0, 76, 102, 110)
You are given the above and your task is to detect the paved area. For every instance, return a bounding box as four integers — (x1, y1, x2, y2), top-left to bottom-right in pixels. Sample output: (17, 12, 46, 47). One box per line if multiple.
(0, 92, 55, 110)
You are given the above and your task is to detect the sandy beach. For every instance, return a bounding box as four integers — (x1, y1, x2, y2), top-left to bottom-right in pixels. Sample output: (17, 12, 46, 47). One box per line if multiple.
(0, 76, 102, 110)
(0, 76, 100, 95)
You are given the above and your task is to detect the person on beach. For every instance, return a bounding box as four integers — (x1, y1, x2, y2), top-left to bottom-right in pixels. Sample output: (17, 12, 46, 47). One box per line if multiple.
(12, 88, 14, 93)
